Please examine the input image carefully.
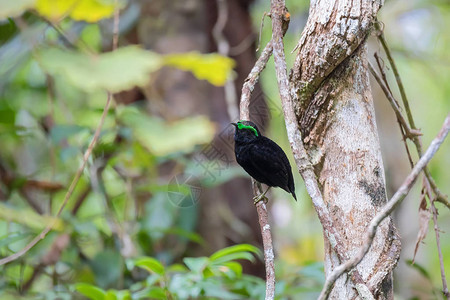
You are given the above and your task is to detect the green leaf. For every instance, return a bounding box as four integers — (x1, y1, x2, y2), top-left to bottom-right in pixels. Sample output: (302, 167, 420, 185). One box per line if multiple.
(165, 52, 235, 86)
(50, 124, 88, 144)
(0, 203, 64, 231)
(154, 227, 204, 245)
(183, 257, 208, 273)
(35, 0, 116, 22)
(0, 0, 36, 20)
(134, 257, 165, 275)
(75, 283, 106, 300)
(0, 232, 33, 248)
(166, 263, 188, 273)
(406, 259, 431, 280)
(118, 107, 215, 156)
(38, 46, 162, 93)
(210, 252, 256, 265)
(146, 287, 167, 299)
(209, 244, 260, 264)
(222, 261, 243, 278)
(104, 291, 118, 300)
(90, 250, 122, 287)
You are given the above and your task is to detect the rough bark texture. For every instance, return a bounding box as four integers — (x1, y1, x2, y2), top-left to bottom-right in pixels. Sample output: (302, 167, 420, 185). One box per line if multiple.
(289, 0, 401, 298)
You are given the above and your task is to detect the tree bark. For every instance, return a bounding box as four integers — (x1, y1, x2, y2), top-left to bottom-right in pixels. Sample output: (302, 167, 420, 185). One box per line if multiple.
(289, 0, 401, 298)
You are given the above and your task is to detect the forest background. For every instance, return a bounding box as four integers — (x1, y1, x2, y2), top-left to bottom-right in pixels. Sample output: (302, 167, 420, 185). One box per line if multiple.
(0, 0, 448, 299)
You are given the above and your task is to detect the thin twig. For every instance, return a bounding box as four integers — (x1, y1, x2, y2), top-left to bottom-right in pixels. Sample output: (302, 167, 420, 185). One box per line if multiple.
(0, 4, 121, 266)
(212, 0, 239, 121)
(430, 199, 450, 298)
(318, 113, 450, 300)
(375, 22, 449, 209)
(240, 41, 273, 116)
(368, 62, 421, 139)
(373, 53, 415, 167)
(375, 22, 415, 130)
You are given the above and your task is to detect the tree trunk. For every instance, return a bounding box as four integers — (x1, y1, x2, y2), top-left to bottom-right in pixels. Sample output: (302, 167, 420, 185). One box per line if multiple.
(289, 0, 401, 298)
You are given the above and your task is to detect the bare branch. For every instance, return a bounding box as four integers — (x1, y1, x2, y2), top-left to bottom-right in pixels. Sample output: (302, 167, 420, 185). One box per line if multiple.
(368, 62, 421, 139)
(430, 199, 450, 298)
(374, 22, 416, 130)
(374, 53, 415, 167)
(240, 41, 273, 120)
(213, 0, 239, 121)
(254, 181, 275, 300)
(238, 30, 275, 300)
(0, 3, 121, 266)
(374, 23, 449, 209)
(319, 113, 450, 300)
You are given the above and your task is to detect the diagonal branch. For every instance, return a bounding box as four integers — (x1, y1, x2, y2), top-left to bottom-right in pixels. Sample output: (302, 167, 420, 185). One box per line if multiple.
(318, 113, 450, 300)
(368, 62, 421, 139)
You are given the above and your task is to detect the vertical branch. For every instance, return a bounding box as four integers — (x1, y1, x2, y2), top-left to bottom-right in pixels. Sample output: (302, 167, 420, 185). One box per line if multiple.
(212, 0, 239, 121)
(430, 200, 450, 298)
(254, 183, 276, 300)
(239, 39, 275, 299)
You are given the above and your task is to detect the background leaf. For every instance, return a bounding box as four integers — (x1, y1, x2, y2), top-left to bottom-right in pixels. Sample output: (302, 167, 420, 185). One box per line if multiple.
(118, 107, 216, 156)
(0, 0, 35, 20)
(134, 257, 165, 275)
(35, 0, 116, 22)
(75, 283, 106, 300)
(165, 52, 235, 86)
(38, 46, 162, 92)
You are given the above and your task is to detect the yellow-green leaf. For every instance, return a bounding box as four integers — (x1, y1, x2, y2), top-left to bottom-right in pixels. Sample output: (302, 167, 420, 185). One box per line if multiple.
(75, 283, 106, 300)
(38, 46, 162, 92)
(0, 0, 36, 20)
(0, 203, 64, 231)
(164, 52, 235, 86)
(118, 107, 216, 156)
(35, 0, 116, 23)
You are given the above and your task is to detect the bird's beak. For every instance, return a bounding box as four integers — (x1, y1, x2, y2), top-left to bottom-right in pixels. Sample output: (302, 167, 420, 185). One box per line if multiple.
(231, 122, 238, 127)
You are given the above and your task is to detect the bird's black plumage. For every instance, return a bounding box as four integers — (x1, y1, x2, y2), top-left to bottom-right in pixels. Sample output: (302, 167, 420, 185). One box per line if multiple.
(231, 120, 297, 201)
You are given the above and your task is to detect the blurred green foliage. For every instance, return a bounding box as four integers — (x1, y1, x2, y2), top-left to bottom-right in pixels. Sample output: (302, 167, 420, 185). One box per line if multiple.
(0, 1, 324, 299)
(0, 0, 448, 299)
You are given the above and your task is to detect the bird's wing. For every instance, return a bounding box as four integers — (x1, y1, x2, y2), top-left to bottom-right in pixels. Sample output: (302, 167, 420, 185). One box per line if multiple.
(246, 141, 290, 188)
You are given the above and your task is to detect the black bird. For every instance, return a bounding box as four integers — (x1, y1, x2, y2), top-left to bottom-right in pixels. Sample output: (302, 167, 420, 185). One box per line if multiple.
(231, 120, 297, 203)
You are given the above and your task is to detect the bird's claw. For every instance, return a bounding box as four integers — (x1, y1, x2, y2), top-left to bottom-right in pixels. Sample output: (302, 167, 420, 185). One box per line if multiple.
(253, 194, 268, 205)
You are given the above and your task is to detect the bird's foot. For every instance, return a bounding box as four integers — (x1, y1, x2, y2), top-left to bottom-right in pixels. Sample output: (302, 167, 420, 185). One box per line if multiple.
(253, 194, 268, 205)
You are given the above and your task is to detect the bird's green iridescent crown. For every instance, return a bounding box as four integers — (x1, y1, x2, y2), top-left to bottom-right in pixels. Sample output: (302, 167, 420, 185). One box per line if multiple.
(236, 121, 258, 137)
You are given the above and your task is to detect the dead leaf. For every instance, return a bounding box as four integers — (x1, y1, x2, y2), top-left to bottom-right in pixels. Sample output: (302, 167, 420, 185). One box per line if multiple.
(412, 185, 431, 264)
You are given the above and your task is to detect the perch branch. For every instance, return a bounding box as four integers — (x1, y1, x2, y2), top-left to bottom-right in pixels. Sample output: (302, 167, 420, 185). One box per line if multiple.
(318, 113, 450, 300)
(239, 38, 275, 299)
(0, 3, 120, 266)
